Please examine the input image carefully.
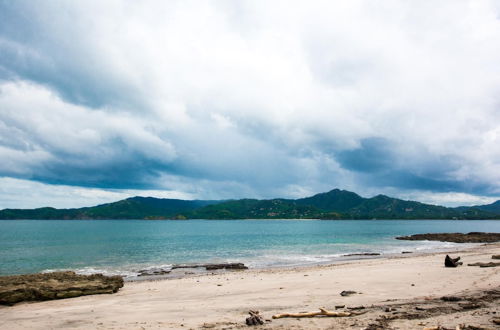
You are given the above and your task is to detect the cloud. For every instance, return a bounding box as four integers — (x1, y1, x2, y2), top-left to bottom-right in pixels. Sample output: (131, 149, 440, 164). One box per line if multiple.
(0, 177, 194, 209)
(0, 0, 500, 207)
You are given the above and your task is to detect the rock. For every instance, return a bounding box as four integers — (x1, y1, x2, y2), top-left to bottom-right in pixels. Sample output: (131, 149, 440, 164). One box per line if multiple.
(347, 305, 365, 310)
(137, 268, 171, 276)
(467, 262, 500, 268)
(340, 290, 357, 296)
(171, 263, 248, 271)
(492, 255, 500, 260)
(204, 263, 248, 271)
(0, 271, 124, 305)
(395, 232, 500, 243)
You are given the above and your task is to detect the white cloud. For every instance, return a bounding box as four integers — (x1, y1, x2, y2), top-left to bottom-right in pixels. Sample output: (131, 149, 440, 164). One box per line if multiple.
(0, 177, 194, 209)
(0, 0, 500, 207)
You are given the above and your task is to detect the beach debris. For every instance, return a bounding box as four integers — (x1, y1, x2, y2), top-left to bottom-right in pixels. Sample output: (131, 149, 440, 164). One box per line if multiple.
(340, 290, 357, 296)
(396, 232, 500, 243)
(445, 255, 463, 267)
(245, 310, 264, 326)
(0, 271, 124, 305)
(458, 302, 482, 310)
(492, 317, 500, 325)
(347, 306, 365, 310)
(335, 305, 345, 309)
(456, 325, 492, 330)
(272, 307, 353, 319)
(440, 296, 462, 302)
(492, 255, 500, 260)
(467, 262, 500, 268)
(402, 251, 413, 254)
(343, 253, 381, 257)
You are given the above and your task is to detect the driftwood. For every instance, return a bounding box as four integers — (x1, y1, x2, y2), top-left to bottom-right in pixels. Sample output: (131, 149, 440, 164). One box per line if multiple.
(445, 255, 462, 267)
(272, 308, 352, 319)
(467, 262, 500, 268)
(245, 310, 264, 326)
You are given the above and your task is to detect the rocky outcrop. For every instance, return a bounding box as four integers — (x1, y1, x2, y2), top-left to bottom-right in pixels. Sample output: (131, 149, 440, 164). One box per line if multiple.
(395, 232, 500, 243)
(0, 271, 124, 305)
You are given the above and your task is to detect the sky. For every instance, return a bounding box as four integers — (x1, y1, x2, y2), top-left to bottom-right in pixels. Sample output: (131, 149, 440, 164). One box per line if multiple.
(1, 0, 500, 209)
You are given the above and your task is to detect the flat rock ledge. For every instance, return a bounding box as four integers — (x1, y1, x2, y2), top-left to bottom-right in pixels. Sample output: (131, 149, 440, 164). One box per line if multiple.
(0, 271, 124, 306)
(138, 262, 248, 276)
(395, 232, 500, 243)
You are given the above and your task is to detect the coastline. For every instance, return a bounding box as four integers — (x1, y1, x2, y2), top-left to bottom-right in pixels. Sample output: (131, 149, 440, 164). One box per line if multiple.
(1, 243, 499, 329)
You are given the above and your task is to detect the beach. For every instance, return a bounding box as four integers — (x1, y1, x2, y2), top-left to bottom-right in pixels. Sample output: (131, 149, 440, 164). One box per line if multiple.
(1, 243, 499, 329)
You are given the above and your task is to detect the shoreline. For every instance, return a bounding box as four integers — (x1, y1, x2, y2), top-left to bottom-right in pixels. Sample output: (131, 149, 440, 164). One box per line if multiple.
(124, 242, 482, 282)
(1, 243, 499, 329)
(17, 240, 478, 282)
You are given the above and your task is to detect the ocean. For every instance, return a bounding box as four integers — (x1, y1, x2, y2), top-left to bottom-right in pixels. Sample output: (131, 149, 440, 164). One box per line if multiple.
(1, 219, 499, 278)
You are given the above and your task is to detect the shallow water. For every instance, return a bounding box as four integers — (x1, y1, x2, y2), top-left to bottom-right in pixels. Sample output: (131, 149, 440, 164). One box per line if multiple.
(0, 219, 498, 277)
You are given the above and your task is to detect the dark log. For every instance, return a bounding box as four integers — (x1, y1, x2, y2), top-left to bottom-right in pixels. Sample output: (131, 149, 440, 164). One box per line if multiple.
(340, 290, 357, 296)
(444, 255, 462, 267)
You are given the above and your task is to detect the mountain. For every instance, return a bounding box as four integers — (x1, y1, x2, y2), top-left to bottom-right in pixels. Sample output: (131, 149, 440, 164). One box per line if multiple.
(0, 189, 498, 220)
(187, 199, 321, 219)
(473, 200, 500, 215)
(295, 189, 365, 211)
(0, 197, 215, 220)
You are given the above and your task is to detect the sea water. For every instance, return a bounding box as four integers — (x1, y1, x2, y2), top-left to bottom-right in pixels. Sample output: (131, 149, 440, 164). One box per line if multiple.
(0, 219, 499, 277)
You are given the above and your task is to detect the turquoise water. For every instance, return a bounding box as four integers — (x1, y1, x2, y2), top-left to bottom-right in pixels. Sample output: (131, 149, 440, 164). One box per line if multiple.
(0, 220, 499, 277)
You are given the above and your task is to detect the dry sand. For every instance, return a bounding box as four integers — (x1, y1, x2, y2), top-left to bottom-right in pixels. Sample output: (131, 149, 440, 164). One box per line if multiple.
(1, 244, 499, 330)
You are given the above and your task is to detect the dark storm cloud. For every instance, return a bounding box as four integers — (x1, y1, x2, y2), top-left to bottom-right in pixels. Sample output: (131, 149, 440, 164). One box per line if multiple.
(0, 0, 499, 208)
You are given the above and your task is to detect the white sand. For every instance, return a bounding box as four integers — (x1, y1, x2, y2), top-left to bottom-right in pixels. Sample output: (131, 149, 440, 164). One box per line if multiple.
(1, 244, 499, 329)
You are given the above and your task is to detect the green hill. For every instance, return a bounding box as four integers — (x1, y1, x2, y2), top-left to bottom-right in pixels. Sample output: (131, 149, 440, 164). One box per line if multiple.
(0, 189, 498, 220)
(0, 197, 215, 220)
(187, 199, 321, 219)
(295, 189, 364, 211)
(474, 200, 500, 215)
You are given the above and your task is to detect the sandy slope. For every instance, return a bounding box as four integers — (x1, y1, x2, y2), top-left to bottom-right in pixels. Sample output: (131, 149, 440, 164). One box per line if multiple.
(1, 244, 499, 330)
